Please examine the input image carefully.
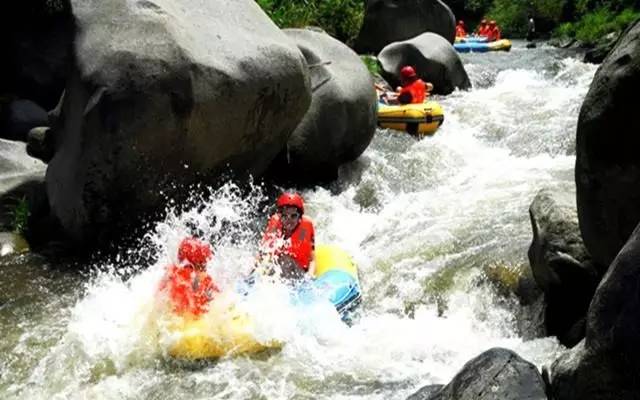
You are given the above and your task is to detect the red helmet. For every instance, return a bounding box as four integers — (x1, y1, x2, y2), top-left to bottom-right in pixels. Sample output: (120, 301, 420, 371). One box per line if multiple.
(178, 237, 213, 266)
(276, 192, 304, 214)
(400, 66, 417, 80)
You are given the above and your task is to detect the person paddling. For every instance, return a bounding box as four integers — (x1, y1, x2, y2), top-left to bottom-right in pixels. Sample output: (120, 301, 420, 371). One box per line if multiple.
(380, 66, 433, 105)
(158, 237, 219, 317)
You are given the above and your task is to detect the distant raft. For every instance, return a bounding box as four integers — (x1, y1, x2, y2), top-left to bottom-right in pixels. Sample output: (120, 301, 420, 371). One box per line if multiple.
(454, 39, 512, 53)
(377, 101, 445, 136)
(455, 35, 489, 43)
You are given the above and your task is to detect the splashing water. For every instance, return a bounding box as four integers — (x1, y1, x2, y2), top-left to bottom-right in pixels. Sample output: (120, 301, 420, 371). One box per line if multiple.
(1, 42, 597, 399)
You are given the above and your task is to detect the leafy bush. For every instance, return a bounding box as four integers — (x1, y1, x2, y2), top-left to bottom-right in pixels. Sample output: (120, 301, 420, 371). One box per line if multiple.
(255, 0, 364, 45)
(11, 197, 30, 234)
(487, 0, 567, 36)
(553, 7, 640, 44)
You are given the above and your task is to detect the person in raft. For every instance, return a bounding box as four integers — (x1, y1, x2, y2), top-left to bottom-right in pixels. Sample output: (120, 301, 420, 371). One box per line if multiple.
(487, 20, 502, 42)
(157, 237, 219, 317)
(455, 20, 467, 38)
(475, 19, 489, 36)
(380, 66, 433, 105)
(256, 192, 316, 281)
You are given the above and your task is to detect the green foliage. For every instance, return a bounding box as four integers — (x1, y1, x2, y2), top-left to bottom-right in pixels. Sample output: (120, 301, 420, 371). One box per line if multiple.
(11, 197, 30, 234)
(255, 0, 364, 45)
(360, 55, 380, 75)
(487, 0, 567, 36)
(553, 7, 640, 44)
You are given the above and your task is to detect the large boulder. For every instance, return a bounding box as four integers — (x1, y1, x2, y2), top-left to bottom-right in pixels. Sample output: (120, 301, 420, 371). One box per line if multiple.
(409, 348, 546, 400)
(46, 0, 311, 243)
(547, 222, 640, 399)
(378, 33, 471, 95)
(575, 19, 640, 268)
(267, 28, 377, 183)
(527, 188, 600, 347)
(355, 0, 455, 54)
(0, 0, 74, 110)
(0, 99, 49, 142)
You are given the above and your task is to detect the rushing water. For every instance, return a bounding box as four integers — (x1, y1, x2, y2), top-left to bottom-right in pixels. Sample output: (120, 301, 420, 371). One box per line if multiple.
(0, 41, 597, 400)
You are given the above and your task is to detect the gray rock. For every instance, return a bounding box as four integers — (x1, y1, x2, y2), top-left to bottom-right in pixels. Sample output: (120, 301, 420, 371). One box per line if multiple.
(269, 28, 377, 183)
(406, 384, 444, 400)
(378, 32, 471, 95)
(419, 348, 546, 400)
(528, 188, 600, 346)
(1, 1, 73, 109)
(46, 0, 311, 243)
(355, 0, 455, 54)
(547, 221, 640, 399)
(0, 232, 29, 257)
(575, 19, 640, 268)
(0, 100, 49, 142)
(27, 127, 54, 163)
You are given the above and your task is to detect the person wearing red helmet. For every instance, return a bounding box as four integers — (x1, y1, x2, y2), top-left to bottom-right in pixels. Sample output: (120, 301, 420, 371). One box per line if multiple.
(455, 20, 467, 38)
(258, 192, 316, 280)
(475, 19, 489, 37)
(157, 237, 219, 317)
(380, 66, 433, 105)
(487, 20, 501, 42)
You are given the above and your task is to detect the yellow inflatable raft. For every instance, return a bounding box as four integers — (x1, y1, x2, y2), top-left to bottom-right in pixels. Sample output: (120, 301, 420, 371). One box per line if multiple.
(166, 244, 359, 360)
(377, 101, 445, 136)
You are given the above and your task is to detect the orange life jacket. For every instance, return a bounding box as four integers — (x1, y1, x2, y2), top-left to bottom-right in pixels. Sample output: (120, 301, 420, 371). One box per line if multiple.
(455, 26, 467, 38)
(158, 264, 219, 316)
(398, 79, 427, 104)
(488, 27, 501, 41)
(479, 26, 490, 37)
(261, 214, 315, 270)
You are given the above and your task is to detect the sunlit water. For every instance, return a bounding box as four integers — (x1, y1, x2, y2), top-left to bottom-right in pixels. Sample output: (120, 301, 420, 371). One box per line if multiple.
(0, 41, 597, 399)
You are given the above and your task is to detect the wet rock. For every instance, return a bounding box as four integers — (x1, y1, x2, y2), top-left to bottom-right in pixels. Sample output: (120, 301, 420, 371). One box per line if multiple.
(0, 232, 29, 256)
(528, 188, 600, 347)
(413, 348, 546, 400)
(1, 1, 73, 109)
(584, 32, 620, 64)
(0, 99, 49, 142)
(378, 32, 471, 95)
(547, 222, 640, 399)
(355, 0, 455, 54)
(268, 28, 377, 184)
(406, 384, 444, 400)
(46, 0, 311, 244)
(26, 127, 54, 163)
(575, 19, 640, 268)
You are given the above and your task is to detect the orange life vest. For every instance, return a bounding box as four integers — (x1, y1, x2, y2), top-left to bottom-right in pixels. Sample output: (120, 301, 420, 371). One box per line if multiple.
(488, 27, 501, 41)
(455, 25, 467, 38)
(398, 79, 427, 104)
(158, 264, 219, 316)
(261, 214, 315, 270)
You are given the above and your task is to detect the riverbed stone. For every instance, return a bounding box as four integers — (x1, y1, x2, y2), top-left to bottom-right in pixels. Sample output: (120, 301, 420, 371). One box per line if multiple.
(412, 348, 546, 400)
(267, 28, 377, 183)
(45, 0, 311, 243)
(1, 1, 74, 110)
(575, 19, 640, 268)
(354, 0, 455, 54)
(0, 100, 49, 142)
(547, 221, 640, 399)
(378, 32, 471, 95)
(528, 188, 600, 347)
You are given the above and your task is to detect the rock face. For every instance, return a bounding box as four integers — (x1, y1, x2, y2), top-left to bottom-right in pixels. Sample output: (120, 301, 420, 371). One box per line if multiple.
(547, 222, 640, 399)
(268, 28, 377, 183)
(1, 1, 74, 110)
(46, 0, 311, 242)
(575, 19, 640, 268)
(409, 348, 547, 400)
(378, 33, 471, 95)
(528, 188, 600, 347)
(355, 0, 456, 54)
(0, 100, 49, 142)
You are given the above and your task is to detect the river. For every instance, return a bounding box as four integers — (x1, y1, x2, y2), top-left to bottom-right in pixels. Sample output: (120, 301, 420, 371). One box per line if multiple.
(0, 40, 597, 400)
